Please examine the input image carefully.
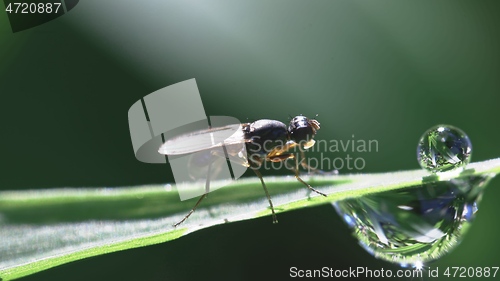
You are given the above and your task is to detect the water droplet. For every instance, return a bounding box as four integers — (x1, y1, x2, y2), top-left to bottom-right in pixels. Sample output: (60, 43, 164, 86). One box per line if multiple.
(417, 125, 472, 173)
(164, 184, 173, 191)
(334, 175, 493, 266)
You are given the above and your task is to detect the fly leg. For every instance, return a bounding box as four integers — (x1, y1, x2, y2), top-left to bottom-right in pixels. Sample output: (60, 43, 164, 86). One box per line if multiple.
(294, 155, 327, 197)
(268, 153, 327, 197)
(252, 168, 278, 224)
(173, 162, 212, 227)
(249, 155, 278, 223)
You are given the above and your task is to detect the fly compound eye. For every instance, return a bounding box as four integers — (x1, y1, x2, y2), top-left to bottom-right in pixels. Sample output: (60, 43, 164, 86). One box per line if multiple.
(288, 116, 316, 145)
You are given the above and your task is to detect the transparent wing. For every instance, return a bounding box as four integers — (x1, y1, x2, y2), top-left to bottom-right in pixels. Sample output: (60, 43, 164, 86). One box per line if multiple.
(158, 124, 248, 155)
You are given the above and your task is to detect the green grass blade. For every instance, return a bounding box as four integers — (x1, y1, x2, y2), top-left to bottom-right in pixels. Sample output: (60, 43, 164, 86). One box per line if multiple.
(1, 158, 499, 280)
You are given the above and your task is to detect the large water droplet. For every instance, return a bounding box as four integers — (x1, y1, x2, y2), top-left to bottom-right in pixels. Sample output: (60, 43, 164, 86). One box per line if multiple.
(334, 175, 493, 266)
(417, 125, 472, 173)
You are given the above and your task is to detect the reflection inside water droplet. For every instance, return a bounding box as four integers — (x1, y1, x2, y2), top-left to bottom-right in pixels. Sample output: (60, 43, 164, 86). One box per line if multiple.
(334, 175, 494, 266)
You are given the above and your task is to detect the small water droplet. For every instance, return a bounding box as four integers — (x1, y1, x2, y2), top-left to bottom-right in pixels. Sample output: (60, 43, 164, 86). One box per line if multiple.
(334, 175, 493, 266)
(417, 125, 472, 173)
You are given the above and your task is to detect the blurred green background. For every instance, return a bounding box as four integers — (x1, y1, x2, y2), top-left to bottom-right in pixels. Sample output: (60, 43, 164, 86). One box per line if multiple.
(1, 0, 499, 280)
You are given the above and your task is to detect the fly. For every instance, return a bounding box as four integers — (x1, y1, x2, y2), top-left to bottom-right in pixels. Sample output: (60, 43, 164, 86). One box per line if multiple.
(159, 115, 327, 227)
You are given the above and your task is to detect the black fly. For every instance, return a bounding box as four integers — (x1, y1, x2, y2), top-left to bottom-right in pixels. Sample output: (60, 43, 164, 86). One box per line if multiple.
(159, 116, 326, 226)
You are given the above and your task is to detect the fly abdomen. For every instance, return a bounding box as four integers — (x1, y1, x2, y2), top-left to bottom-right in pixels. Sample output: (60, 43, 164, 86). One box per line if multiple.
(243, 119, 289, 156)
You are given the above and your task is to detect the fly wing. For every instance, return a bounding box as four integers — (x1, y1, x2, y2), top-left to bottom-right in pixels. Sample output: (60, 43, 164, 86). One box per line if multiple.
(158, 124, 247, 155)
